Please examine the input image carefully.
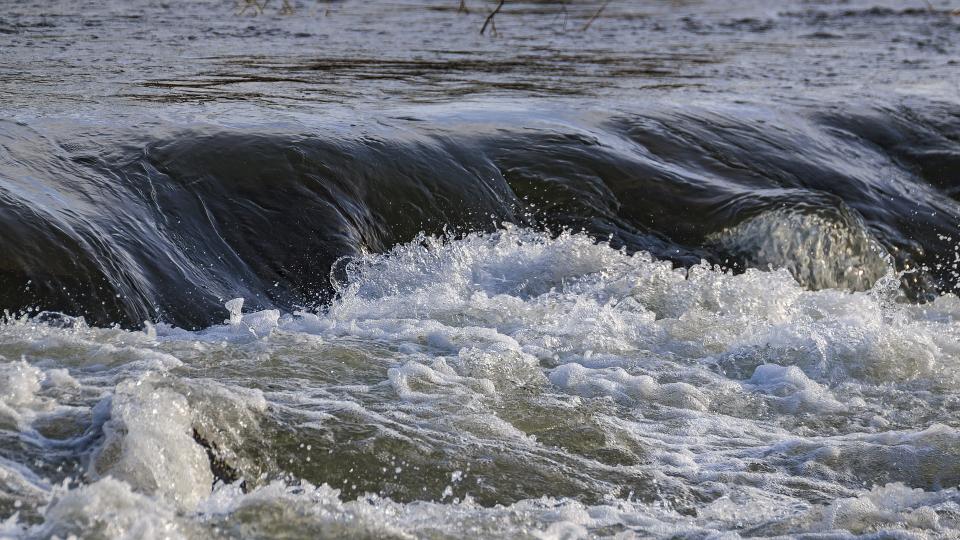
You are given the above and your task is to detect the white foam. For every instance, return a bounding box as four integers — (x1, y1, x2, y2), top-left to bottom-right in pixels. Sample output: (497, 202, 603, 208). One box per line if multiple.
(160, 300, 280, 341)
(4, 227, 960, 537)
(818, 483, 957, 535)
(31, 478, 189, 540)
(225, 297, 244, 326)
(88, 377, 213, 511)
(745, 363, 846, 413)
(0, 360, 44, 429)
(195, 479, 689, 539)
(549, 363, 709, 411)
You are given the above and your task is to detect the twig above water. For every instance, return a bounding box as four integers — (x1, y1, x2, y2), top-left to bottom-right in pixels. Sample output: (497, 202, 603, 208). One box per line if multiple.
(481, 0, 506, 36)
(237, 0, 264, 16)
(237, 0, 294, 16)
(582, 0, 610, 32)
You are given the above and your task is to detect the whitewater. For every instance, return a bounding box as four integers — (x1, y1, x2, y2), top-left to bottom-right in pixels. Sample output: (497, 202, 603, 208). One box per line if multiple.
(4, 0, 960, 538)
(1, 227, 959, 537)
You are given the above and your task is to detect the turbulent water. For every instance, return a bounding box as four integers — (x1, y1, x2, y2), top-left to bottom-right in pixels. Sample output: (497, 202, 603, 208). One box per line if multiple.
(3, 0, 960, 538)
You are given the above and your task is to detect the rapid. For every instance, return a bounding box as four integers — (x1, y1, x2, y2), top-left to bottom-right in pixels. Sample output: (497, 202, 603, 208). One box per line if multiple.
(3, 1, 960, 538)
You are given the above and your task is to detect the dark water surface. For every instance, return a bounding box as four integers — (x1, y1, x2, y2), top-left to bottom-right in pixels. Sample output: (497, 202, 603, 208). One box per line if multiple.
(3, 1, 960, 538)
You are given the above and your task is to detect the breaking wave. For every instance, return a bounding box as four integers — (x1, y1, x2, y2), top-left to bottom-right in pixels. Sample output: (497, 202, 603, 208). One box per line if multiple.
(4, 227, 960, 537)
(3, 98, 960, 328)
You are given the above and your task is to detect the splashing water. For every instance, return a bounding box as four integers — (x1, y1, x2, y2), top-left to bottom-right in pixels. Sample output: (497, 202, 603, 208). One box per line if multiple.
(2, 227, 960, 537)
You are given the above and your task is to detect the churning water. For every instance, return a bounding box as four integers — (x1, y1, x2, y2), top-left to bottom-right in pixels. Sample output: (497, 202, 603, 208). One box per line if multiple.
(3, 0, 960, 538)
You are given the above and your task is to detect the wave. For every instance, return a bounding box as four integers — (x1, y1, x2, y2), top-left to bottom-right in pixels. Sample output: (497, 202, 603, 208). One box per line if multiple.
(2, 97, 960, 328)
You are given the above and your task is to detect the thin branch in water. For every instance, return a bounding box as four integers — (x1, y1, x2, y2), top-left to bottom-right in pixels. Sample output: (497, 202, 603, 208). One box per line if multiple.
(237, 0, 265, 16)
(582, 0, 610, 32)
(481, 0, 506, 35)
(237, 0, 293, 16)
(458, 0, 470, 14)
